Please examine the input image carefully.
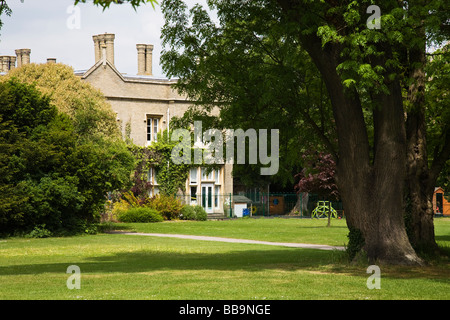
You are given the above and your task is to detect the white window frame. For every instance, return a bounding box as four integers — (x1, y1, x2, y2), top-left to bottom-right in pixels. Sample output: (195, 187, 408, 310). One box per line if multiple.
(190, 168, 198, 185)
(215, 168, 221, 184)
(146, 116, 160, 143)
(214, 185, 220, 208)
(201, 167, 213, 181)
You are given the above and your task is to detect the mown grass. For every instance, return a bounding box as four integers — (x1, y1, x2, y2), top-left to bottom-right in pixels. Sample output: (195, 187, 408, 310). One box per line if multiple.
(114, 217, 350, 246)
(0, 218, 448, 300)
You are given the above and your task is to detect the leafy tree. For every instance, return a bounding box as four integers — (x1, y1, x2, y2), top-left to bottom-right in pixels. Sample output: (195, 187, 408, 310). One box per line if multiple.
(3, 63, 120, 141)
(74, 0, 158, 10)
(163, 0, 333, 189)
(0, 0, 11, 38)
(295, 152, 338, 200)
(0, 79, 134, 236)
(159, 0, 450, 264)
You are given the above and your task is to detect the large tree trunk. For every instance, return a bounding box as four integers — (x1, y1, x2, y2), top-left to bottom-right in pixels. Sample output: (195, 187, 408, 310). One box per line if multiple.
(404, 26, 439, 253)
(295, 32, 422, 265)
(275, 0, 424, 264)
(405, 108, 438, 252)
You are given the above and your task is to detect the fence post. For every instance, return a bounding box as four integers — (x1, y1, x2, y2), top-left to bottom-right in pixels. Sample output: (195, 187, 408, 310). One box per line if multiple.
(300, 193, 303, 217)
(229, 193, 232, 218)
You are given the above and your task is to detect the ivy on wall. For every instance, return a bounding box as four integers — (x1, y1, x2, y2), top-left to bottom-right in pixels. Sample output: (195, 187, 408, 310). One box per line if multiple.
(129, 130, 191, 198)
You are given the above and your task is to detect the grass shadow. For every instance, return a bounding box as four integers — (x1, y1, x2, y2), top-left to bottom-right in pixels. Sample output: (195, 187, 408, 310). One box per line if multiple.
(0, 246, 341, 276)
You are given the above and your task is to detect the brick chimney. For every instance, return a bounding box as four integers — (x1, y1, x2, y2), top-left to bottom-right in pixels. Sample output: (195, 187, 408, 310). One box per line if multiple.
(0, 56, 16, 72)
(93, 33, 115, 65)
(15, 49, 31, 68)
(136, 44, 153, 76)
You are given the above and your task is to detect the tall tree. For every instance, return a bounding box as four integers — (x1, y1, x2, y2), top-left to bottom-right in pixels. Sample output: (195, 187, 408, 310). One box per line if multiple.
(270, 0, 449, 262)
(159, 0, 449, 264)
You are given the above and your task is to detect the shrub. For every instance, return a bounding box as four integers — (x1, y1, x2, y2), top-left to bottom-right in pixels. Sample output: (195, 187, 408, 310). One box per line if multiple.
(117, 207, 163, 223)
(180, 205, 207, 221)
(193, 205, 207, 221)
(145, 194, 184, 220)
(180, 205, 196, 220)
(112, 198, 131, 220)
(24, 224, 52, 238)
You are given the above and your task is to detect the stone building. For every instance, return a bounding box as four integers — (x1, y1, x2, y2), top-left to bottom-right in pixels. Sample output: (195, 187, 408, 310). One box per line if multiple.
(1, 33, 233, 217)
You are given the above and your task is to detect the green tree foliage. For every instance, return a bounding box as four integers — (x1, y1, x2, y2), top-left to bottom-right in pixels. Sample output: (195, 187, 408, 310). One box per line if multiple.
(425, 44, 450, 191)
(4, 63, 120, 141)
(74, 0, 158, 10)
(162, 0, 334, 188)
(0, 0, 11, 38)
(159, 0, 449, 263)
(0, 79, 134, 236)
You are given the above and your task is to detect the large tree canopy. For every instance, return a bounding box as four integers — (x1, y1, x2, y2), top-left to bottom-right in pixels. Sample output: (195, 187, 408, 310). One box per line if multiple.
(159, 0, 450, 264)
(3, 63, 121, 141)
(0, 75, 134, 236)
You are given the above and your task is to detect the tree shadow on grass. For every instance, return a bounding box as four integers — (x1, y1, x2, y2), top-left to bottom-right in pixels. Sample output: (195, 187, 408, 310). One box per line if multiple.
(1, 237, 448, 286)
(0, 246, 339, 276)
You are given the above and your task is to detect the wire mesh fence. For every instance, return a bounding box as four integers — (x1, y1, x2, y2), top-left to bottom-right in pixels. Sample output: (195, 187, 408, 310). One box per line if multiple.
(172, 190, 449, 219)
(175, 192, 344, 218)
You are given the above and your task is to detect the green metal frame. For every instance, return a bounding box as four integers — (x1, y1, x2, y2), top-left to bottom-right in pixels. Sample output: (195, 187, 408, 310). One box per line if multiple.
(311, 201, 338, 218)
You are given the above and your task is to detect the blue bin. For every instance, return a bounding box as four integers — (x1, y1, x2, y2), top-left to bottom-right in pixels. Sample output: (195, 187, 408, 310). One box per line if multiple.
(243, 208, 250, 217)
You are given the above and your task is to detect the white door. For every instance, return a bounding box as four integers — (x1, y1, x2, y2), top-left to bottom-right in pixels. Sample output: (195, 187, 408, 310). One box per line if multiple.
(201, 183, 214, 214)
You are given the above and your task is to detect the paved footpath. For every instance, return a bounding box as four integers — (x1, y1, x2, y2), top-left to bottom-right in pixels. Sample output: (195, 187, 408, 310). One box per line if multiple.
(107, 231, 345, 251)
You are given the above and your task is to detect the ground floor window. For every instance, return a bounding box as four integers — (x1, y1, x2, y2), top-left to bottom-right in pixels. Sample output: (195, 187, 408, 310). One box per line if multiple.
(147, 167, 159, 197)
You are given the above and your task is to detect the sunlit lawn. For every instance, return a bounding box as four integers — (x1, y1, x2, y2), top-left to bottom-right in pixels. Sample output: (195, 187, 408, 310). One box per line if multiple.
(117, 217, 351, 246)
(0, 218, 449, 300)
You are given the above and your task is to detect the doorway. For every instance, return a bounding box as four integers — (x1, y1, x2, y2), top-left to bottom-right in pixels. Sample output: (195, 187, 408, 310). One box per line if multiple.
(201, 183, 214, 214)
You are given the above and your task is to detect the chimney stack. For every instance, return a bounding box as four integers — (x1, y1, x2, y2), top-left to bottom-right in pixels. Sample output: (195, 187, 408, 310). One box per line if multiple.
(136, 44, 153, 76)
(47, 58, 57, 64)
(15, 49, 31, 68)
(0, 56, 17, 72)
(93, 33, 115, 65)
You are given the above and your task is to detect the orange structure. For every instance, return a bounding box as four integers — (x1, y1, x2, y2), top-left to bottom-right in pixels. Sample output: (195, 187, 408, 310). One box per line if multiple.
(433, 187, 450, 216)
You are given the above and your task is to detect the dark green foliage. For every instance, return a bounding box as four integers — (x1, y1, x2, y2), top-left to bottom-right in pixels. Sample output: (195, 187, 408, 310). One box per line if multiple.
(160, 0, 333, 188)
(0, 79, 135, 236)
(346, 227, 365, 262)
(117, 207, 163, 223)
(74, 0, 157, 10)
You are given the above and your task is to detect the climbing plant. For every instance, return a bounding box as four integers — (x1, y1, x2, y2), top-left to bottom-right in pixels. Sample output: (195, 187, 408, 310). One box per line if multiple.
(128, 130, 192, 198)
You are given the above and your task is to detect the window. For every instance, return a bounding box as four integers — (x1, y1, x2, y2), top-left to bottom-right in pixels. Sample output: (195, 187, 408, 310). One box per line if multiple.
(214, 186, 220, 208)
(190, 168, 198, 184)
(148, 167, 159, 196)
(147, 168, 153, 183)
(201, 167, 213, 181)
(215, 169, 221, 184)
(190, 186, 197, 203)
(147, 117, 160, 143)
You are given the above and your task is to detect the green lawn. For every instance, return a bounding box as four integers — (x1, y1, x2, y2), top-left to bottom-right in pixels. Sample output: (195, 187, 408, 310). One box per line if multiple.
(116, 217, 350, 246)
(0, 218, 449, 300)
